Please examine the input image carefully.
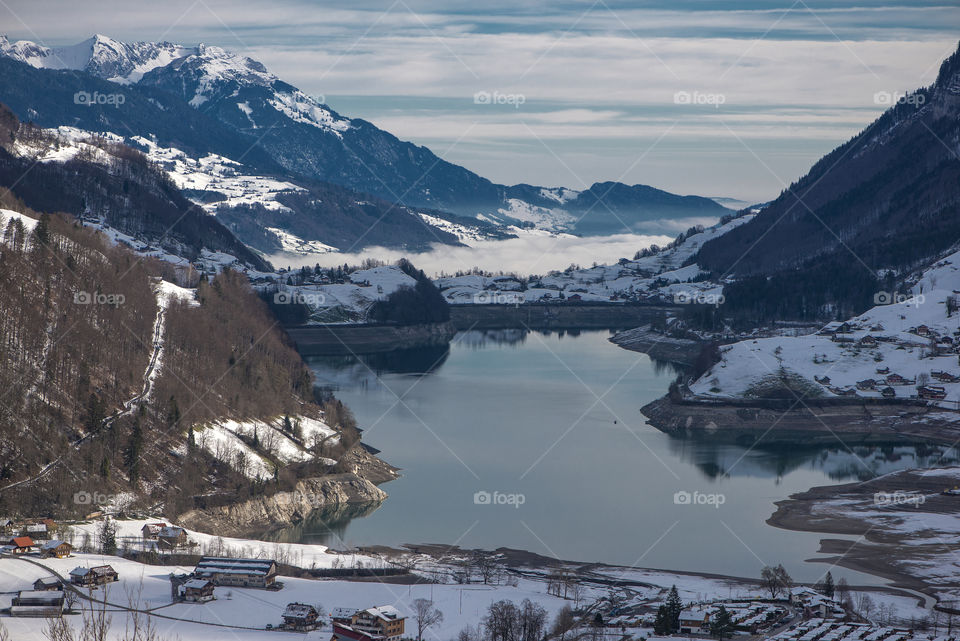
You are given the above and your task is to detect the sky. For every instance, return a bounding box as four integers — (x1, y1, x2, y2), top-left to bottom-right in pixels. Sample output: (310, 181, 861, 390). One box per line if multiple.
(1, 0, 958, 204)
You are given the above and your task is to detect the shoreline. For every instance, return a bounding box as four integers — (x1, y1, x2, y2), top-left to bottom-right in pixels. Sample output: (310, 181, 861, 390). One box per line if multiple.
(766, 466, 960, 610)
(641, 394, 960, 446)
(608, 325, 703, 366)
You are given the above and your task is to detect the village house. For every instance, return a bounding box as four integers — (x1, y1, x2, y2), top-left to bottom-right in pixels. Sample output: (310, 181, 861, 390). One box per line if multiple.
(9, 536, 34, 554)
(333, 606, 406, 641)
(157, 526, 188, 550)
(789, 587, 845, 619)
(10, 590, 64, 618)
(0, 518, 14, 534)
(918, 385, 947, 400)
(24, 523, 48, 540)
(886, 373, 914, 385)
(332, 608, 357, 625)
(858, 336, 878, 348)
(856, 379, 877, 391)
(33, 576, 62, 591)
(678, 607, 711, 635)
(180, 578, 216, 603)
(876, 366, 890, 375)
(193, 557, 278, 588)
(40, 540, 72, 558)
(141, 523, 167, 540)
(69, 564, 118, 587)
(282, 602, 320, 631)
(881, 386, 897, 398)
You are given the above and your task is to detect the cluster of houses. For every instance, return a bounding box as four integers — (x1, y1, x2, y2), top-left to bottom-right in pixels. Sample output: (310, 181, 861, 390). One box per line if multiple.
(1, 536, 73, 558)
(331, 605, 406, 641)
(7, 565, 119, 617)
(0, 517, 58, 539)
(69, 564, 119, 587)
(165, 563, 399, 637)
(816, 364, 957, 401)
(677, 601, 789, 635)
(140, 523, 190, 550)
(769, 618, 921, 641)
(789, 587, 847, 620)
(165, 556, 282, 606)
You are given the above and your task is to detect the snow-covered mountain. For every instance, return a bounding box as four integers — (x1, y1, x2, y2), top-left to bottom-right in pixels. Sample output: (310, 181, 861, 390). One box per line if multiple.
(695, 42, 960, 321)
(0, 34, 732, 241)
(0, 33, 189, 83)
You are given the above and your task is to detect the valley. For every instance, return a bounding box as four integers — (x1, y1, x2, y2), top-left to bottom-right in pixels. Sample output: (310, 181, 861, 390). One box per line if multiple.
(0, 11, 959, 641)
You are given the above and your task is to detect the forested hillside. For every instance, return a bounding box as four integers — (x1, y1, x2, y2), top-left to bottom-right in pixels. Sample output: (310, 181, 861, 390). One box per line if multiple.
(695, 43, 960, 321)
(0, 201, 368, 520)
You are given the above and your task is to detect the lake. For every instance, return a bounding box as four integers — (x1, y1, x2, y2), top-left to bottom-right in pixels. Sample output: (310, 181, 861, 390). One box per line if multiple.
(289, 329, 956, 584)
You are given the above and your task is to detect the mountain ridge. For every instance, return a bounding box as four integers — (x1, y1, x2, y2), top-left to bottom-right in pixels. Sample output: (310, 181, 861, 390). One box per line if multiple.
(0, 33, 731, 241)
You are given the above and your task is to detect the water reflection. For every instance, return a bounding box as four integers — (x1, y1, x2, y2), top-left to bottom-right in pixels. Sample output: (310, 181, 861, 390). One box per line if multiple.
(258, 500, 383, 547)
(667, 437, 960, 483)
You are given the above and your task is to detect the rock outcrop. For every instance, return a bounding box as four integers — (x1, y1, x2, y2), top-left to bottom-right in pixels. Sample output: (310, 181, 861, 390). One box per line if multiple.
(177, 473, 387, 537)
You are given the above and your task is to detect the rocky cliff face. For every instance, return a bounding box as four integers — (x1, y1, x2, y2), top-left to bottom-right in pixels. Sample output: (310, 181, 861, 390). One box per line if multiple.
(176, 473, 387, 537)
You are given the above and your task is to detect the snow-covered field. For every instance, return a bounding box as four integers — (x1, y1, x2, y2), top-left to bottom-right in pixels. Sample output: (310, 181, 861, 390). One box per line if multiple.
(132, 136, 305, 215)
(689, 249, 960, 403)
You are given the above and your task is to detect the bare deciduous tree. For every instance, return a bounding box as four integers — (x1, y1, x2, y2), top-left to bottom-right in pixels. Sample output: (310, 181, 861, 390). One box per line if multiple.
(413, 598, 444, 641)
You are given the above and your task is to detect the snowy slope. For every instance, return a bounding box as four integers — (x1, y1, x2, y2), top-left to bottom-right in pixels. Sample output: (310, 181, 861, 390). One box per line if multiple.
(131, 136, 304, 214)
(195, 415, 339, 479)
(690, 248, 960, 403)
(272, 266, 419, 323)
(0, 208, 38, 233)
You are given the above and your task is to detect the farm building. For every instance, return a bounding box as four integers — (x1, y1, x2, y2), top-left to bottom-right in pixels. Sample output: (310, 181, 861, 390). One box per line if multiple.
(10, 590, 64, 617)
(180, 578, 215, 603)
(141, 523, 167, 540)
(40, 540, 72, 558)
(157, 526, 188, 550)
(193, 557, 278, 588)
(282, 602, 320, 631)
(69, 565, 118, 587)
(33, 576, 62, 591)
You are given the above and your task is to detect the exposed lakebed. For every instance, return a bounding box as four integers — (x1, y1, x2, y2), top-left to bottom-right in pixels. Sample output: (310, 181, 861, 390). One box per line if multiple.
(278, 329, 959, 584)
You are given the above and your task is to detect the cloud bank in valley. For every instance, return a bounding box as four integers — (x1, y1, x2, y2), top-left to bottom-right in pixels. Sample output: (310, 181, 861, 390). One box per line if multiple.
(269, 232, 677, 277)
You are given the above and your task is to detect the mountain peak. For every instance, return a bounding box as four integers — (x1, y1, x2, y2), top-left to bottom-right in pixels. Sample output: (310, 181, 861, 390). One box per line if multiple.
(935, 40, 960, 90)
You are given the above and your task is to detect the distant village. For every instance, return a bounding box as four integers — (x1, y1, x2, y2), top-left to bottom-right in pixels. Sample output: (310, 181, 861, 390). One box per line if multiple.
(0, 516, 950, 641)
